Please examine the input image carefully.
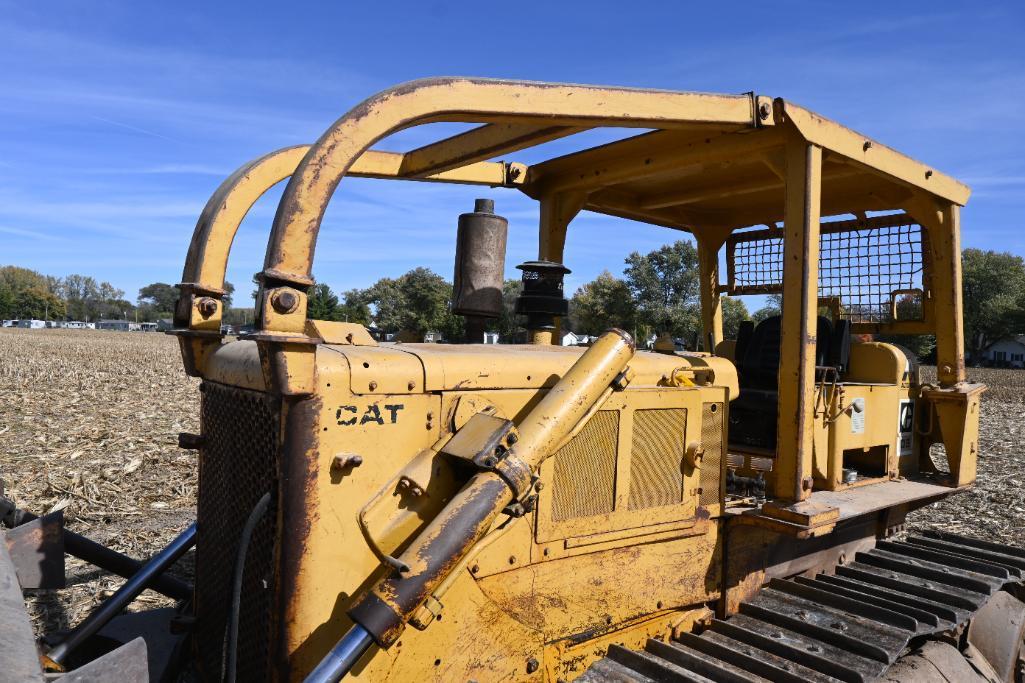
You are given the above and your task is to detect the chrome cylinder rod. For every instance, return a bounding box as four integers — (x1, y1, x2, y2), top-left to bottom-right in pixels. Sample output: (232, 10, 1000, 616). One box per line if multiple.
(46, 522, 197, 666)
(303, 624, 374, 683)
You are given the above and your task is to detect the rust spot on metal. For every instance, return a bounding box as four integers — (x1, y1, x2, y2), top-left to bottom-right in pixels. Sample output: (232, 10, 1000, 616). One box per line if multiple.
(273, 394, 322, 680)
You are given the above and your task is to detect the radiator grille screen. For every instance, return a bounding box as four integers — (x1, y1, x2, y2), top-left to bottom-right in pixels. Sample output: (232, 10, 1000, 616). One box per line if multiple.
(195, 383, 280, 682)
(551, 410, 619, 521)
(629, 409, 687, 510)
(699, 403, 724, 507)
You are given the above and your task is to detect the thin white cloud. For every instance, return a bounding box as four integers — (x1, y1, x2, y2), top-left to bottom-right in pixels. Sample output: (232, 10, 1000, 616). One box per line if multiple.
(0, 225, 60, 241)
(89, 116, 181, 143)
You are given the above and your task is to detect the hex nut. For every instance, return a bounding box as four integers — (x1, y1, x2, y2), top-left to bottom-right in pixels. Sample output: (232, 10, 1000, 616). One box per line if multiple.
(271, 289, 300, 314)
(526, 658, 539, 674)
(197, 298, 218, 318)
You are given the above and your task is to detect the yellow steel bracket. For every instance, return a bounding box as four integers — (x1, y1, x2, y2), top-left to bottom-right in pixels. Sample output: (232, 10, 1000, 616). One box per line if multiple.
(171, 145, 311, 377)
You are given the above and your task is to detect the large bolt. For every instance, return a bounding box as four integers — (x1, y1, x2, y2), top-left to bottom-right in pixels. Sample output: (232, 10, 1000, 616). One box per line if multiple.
(197, 297, 218, 317)
(271, 289, 300, 314)
(758, 102, 771, 120)
(332, 453, 363, 470)
(526, 658, 539, 674)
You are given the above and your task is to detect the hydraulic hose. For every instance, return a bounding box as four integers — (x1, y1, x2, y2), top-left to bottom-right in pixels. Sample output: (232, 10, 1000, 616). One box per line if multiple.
(224, 491, 272, 683)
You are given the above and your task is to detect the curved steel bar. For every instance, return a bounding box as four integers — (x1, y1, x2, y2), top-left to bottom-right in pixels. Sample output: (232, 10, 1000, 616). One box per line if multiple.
(181, 145, 311, 296)
(259, 77, 757, 303)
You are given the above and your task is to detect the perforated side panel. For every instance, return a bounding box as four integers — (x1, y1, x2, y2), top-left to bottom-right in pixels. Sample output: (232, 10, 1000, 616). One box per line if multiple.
(195, 383, 280, 682)
(699, 403, 724, 507)
(551, 410, 618, 521)
(629, 409, 687, 510)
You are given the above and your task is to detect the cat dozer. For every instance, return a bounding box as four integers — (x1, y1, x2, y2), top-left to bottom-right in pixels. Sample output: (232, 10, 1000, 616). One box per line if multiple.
(2, 78, 1023, 682)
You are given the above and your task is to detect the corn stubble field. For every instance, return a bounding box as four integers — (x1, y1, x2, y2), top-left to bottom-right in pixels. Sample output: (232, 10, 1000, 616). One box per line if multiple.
(2, 328, 1023, 635)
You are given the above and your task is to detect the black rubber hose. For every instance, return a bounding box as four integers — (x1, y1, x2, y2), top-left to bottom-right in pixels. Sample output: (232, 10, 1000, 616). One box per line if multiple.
(223, 491, 271, 683)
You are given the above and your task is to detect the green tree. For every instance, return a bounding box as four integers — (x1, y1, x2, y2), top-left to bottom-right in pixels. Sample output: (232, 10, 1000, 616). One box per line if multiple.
(0, 265, 50, 293)
(0, 283, 14, 319)
(338, 288, 372, 325)
(721, 296, 750, 340)
(13, 287, 65, 319)
(138, 282, 178, 321)
(307, 282, 341, 320)
(368, 267, 462, 340)
(623, 240, 700, 336)
(491, 279, 523, 341)
(749, 294, 782, 325)
(570, 271, 636, 336)
(751, 306, 779, 324)
(58, 274, 99, 320)
(57, 275, 128, 320)
(0, 266, 64, 319)
(961, 249, 1025, 364)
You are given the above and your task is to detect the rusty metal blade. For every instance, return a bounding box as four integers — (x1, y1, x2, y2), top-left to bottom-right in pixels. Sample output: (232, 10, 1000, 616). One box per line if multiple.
(4, 511, 65, 589)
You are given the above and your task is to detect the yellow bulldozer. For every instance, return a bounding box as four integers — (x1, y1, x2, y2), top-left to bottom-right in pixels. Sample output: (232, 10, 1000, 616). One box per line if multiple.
(3, 78, 1024, 682)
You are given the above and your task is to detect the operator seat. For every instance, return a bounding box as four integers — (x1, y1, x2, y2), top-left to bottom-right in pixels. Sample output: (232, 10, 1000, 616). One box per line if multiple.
(728, 314, 850, 452)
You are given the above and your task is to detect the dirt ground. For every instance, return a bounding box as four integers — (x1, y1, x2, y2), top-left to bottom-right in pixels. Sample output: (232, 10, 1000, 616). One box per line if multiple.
(1, 328, 1023, 636)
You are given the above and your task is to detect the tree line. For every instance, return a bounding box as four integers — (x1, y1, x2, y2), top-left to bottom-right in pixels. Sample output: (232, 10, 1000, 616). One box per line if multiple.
(240, 244, 1025, 361)
(301, 241, 751, 344)
(297, 268, 522, 341)
(4, 244, 1023, 363)
(0, 266, 237, 323)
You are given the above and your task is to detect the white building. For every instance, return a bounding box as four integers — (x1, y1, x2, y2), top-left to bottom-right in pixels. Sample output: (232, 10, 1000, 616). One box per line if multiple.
(562, 332, 595, 346)
(15, 319, 46, 329)
(983, 336, 1025, 368)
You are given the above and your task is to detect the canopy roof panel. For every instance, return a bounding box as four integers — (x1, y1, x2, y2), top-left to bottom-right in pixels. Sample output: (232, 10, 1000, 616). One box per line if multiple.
(261, 78, 970, 285)
(337, 80, 970, 236)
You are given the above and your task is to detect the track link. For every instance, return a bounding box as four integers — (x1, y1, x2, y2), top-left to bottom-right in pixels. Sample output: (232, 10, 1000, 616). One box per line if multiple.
(580, 531, 1025, 683)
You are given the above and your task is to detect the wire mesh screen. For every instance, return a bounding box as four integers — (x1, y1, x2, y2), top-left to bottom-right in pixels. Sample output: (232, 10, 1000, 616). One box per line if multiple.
(727, 214, 927, 324)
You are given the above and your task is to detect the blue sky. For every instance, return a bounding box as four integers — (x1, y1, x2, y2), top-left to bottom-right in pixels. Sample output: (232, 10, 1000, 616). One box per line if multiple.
(1, 1, 1022, 305)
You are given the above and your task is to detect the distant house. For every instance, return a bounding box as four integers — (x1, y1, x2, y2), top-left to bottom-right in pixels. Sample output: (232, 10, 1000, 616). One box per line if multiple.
(16, 319, 46, 329)
(483, 331, 499, 344)
(422, 330, 443, 343)
(96, 319, 141, 332)
(61, 321, 91, 329)
(562, 332, 594, 346)
(140, 322, 158, 332)
(983, 336, 1025, 368)
(156, 318, 174, 332)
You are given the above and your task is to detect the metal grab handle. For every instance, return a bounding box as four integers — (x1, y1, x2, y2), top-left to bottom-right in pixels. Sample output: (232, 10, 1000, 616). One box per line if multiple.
(181, 146, 309, 298)
(173, 146, 309, 333)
